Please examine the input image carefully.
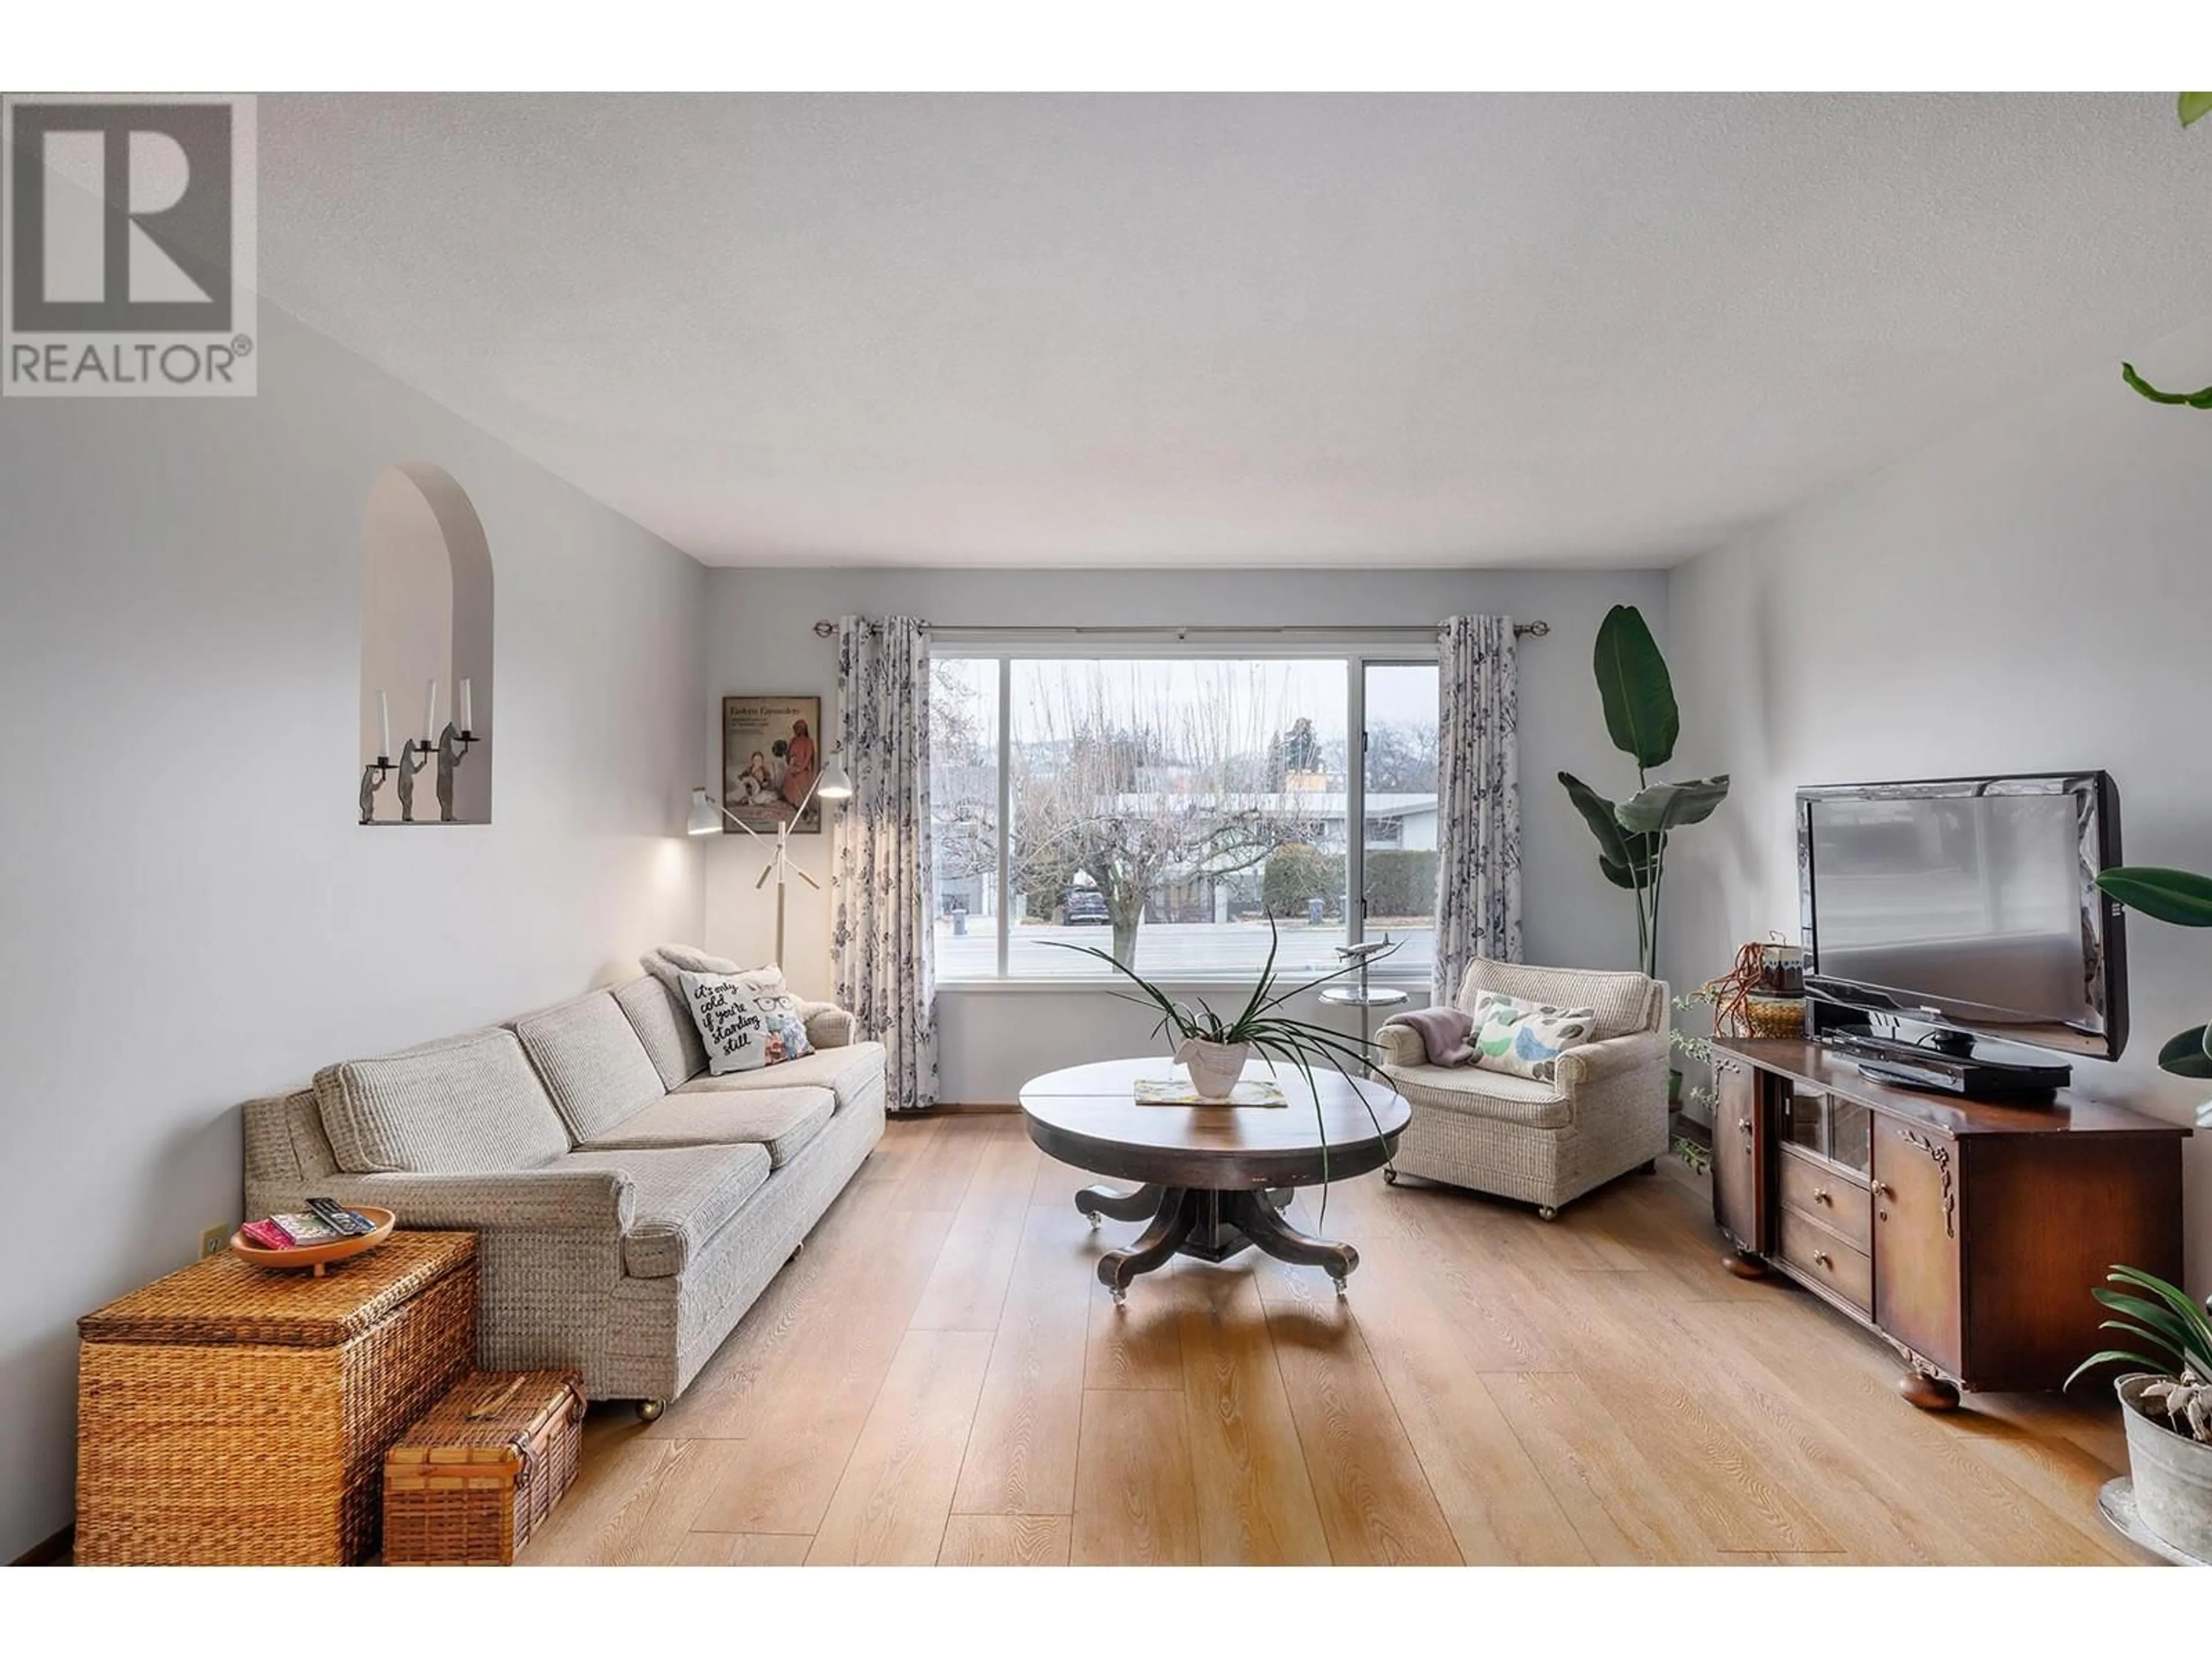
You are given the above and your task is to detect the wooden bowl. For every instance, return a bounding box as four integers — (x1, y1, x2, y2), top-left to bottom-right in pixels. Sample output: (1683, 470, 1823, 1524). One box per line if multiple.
(230, 1206, 396, 1276)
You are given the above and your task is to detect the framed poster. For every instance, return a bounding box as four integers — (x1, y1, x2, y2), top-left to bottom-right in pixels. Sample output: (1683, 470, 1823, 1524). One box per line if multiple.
(721, 695, 824, 834)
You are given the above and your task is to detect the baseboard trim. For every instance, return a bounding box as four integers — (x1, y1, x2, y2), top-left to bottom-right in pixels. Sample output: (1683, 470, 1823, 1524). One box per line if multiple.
(906, 1102, 1019, 1116)
(12, 1524, 71, 1566)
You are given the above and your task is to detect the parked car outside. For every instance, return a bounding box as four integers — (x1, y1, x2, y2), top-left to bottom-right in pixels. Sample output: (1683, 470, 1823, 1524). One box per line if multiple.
(1063, 889, 1110, 925)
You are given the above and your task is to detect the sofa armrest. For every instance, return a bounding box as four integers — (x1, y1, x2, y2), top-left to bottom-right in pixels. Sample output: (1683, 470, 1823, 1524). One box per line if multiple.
(1555, 1032, 1668, 1090)
(1375, 1023, 1426, 1071)
(800, 1001, 859, 1048)
(321, 1168, 634, 1234)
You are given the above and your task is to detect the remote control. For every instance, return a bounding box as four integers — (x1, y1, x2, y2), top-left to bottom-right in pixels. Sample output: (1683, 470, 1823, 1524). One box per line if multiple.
(305, 1196, 376, 1237)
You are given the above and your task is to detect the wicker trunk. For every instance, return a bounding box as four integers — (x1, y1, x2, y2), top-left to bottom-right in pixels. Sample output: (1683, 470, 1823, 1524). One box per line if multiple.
(382, 1370, 585, 1565)
(76, 1232, 477, 1565)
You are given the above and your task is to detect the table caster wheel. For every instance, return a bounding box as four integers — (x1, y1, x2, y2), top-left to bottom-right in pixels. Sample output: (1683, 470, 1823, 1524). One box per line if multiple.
(637, 1399, 666, 1423)
(1110, 1284, 1127, 1308)
(1331, 1275, 1349, 1299)
(1089, 1212, 1103, 1230)
(1535, 1205, 1559, 1223)
(1382, 1166, 1398, 1185)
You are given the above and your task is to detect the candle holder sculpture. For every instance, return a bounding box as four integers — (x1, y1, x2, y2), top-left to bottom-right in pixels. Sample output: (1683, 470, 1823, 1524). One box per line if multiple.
(434, 723, 476, 824)
(359, 756, 394, 824)
(396, 740, 430, 823)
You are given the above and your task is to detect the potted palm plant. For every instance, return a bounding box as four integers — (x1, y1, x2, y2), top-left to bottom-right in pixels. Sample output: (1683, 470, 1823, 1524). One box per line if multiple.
(2069, 1265, 2212, 1560)
(1048, 917, 1397, 1206)
(1557, 604, 1730, 984)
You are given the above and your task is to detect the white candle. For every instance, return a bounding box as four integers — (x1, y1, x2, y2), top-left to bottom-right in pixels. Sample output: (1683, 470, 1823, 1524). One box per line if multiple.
(423, 679, 439, 744)
(460, 677, 473, 736)
(377, 690, 391, 760)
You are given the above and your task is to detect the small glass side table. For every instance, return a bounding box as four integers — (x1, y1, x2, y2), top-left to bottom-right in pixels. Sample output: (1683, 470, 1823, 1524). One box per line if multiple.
(1319, 983, 1411, 1074)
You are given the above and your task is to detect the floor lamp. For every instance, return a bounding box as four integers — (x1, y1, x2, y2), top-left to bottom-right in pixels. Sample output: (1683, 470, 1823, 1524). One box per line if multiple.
(689, 753, 853, 967)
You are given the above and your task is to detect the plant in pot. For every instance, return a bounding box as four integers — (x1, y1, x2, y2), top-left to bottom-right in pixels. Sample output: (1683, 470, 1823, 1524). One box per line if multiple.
(2069, 1265, 2212, 1560)
(1047, 916, 1398, 1212)
(1558, 604, 1730, 1098)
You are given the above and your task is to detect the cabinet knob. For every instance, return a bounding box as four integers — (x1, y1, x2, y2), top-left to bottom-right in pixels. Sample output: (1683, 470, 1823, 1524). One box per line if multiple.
(1813, 1251, 1834, 1269)
(1737, 1116, 1753, 1134)
(1813, 1187, 1832, 1205)
(1870, 1181, 1891, 1199)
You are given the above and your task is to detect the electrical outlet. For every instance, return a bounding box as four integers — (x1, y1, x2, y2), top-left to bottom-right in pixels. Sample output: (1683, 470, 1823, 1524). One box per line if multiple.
(200, 1224, 232, 1259)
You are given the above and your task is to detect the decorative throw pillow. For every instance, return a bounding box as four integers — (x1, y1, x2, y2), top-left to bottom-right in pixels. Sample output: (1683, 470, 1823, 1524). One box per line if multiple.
(1469, 990, 1597, 1082)
(681, 971, 811, 1074)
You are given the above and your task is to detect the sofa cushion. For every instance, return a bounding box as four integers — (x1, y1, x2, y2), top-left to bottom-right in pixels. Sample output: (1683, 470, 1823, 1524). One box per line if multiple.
(316, 1027, 571, 1175)
(556, 1144, 772, 1279)
(581, 1085, 835, 1168)
(1458, 959, 1653, 1040)
(674, 1039, 886, 1112)
(512, 991, 668, 1143)
(1384, 1063, 1574, 1130)
(612, 975, 709, 1090)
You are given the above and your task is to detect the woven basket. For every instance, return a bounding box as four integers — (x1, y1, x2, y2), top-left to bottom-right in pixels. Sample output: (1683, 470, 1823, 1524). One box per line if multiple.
(383, 1370, 585, 1566)
(76, 1232, 476, 1565)
(1741, 995, 1806, 1039)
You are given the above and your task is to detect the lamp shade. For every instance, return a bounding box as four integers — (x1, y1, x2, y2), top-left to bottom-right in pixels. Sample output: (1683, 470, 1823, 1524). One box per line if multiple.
(686, 787, 722, 836)
(816, 753, 854, 801)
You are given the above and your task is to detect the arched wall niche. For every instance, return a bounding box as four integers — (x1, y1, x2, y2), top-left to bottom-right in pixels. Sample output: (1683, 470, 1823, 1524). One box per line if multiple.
(358, 462, 494, 824)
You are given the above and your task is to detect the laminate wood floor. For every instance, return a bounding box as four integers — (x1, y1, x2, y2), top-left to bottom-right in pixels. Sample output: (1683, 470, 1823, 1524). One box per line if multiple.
(522, 1113, 2154, 1566)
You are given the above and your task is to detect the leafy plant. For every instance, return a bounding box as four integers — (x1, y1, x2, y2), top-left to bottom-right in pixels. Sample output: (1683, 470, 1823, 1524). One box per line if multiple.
(1047, 917, 1398, 1219)
(1558, 604, 1730, 979)
(2067, 1264, 2212, 1442)
(2093, 865, 2212, 1079)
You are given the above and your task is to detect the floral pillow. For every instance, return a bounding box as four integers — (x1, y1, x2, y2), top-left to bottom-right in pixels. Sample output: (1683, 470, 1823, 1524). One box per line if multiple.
(1470, 990, 1596, 1083)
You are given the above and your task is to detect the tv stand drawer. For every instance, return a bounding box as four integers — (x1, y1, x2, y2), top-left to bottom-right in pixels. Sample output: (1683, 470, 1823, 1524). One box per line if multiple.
(1778, 1145, 1872, 1251)
(1778, 1208, 1873, 1316)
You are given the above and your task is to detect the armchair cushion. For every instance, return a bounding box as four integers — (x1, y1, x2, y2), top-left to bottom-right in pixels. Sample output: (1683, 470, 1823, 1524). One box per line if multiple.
(1381, 1062, 1574, 1130)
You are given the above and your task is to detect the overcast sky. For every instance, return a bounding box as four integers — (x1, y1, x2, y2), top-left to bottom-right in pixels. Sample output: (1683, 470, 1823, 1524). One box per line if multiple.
(936, 656, 1437, 751)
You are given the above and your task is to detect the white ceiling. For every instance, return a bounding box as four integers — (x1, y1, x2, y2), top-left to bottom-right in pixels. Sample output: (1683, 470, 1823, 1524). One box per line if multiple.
(256, 93, 2212, 569)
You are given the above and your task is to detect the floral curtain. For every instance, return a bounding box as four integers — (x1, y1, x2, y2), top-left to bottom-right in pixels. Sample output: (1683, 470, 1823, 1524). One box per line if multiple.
(832, 615, 938, 1111)
(1434, 615, 1522, 1002)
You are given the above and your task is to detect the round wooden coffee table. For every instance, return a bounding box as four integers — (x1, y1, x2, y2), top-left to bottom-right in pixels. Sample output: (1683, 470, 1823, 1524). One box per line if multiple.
(1018, 1058, 1411, 1303)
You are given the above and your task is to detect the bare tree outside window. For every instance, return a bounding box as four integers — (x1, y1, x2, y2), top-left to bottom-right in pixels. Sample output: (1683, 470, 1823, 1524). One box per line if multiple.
(931, 653, 1440, 982)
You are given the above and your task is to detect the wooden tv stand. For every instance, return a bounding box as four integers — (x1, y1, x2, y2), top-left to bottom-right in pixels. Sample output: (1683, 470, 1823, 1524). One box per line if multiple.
(1710, 1037, 2186, 1410)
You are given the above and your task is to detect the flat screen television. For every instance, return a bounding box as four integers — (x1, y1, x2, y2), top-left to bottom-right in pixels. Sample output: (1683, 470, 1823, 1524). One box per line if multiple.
(1797, 772, 2127, 1090)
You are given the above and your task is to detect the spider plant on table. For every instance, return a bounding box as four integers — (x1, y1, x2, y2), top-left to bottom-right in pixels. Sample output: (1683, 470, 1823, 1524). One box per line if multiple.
(1046, 915, 1399, 1225)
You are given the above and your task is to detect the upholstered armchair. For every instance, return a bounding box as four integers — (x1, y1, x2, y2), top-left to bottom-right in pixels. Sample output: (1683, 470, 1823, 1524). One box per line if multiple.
(1376, 957, 1670, 1219)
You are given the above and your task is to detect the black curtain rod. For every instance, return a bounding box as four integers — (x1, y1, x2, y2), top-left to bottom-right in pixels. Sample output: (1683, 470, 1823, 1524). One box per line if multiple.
(809, 619, 1550, 639)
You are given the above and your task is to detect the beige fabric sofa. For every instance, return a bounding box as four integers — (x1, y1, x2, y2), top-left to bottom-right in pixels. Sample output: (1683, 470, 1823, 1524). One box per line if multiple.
(244, 974, 884, 1414)
(1376, 958, 1668, 1219)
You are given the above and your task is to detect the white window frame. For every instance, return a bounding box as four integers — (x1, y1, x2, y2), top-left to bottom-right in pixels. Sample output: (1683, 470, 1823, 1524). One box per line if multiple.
(930, 630, 1438, 987)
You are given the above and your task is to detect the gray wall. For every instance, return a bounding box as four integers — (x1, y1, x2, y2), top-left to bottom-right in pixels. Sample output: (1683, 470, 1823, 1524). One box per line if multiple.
(703, 565, 1671, 1102)
(0, 302, 707, 1560)
(1661, 317, 2212, 1283)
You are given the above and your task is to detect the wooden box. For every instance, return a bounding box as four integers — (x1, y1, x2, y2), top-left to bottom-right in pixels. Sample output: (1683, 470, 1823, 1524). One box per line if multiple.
(76, 1232, 477, 1564)
(382, 1370, 585, 1565)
